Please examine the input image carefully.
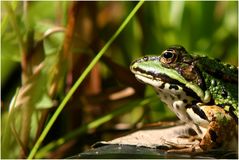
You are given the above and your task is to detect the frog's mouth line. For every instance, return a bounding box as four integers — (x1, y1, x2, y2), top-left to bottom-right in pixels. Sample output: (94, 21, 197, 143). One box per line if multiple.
(133, 68, 201, 101)
(131, 66, 181, 84)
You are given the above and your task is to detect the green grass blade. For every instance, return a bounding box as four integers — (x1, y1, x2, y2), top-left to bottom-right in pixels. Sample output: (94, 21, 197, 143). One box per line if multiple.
(27, 0, 144, 159)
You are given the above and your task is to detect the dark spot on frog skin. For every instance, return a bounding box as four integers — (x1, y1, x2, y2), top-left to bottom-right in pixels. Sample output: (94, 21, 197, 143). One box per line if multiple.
(192, 104, 208, 121)
(209, 129, 218, 142)
(183, 99, 188, 103)
(169, 84, 179, 90)
(175, 104, 180, 109)
(159, 82, 165, 89)
(221, 88, 228, 98)
(188, 128, 197, 136)
(170, 95, 175, 100)
(176, 94, 181, 99)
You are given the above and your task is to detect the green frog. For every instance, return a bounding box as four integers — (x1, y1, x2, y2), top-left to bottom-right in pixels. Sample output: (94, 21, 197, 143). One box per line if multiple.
(130, 45, 238, 151)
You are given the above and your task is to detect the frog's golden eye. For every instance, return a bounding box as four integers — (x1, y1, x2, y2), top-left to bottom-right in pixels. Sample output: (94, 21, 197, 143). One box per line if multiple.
(160, 50, 177, 64)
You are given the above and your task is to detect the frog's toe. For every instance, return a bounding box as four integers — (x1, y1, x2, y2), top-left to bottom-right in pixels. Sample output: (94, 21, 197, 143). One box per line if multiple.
(166, 144, 203, 153)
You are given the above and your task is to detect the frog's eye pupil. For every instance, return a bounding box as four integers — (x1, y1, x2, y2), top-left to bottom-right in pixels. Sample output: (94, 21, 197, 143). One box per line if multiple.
(163, 51, 174, 59)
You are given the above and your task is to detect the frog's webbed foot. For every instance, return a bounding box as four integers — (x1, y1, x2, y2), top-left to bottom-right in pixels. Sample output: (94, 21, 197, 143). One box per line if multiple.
(162, 130, 202, 153)
(158, 124, 204, 153)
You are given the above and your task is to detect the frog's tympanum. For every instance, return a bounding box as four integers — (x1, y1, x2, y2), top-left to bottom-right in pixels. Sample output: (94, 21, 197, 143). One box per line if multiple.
(130, 45, 238, 151)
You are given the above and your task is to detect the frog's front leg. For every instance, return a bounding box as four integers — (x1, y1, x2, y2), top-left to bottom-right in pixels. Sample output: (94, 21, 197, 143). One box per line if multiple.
(195, 105, 237, 151)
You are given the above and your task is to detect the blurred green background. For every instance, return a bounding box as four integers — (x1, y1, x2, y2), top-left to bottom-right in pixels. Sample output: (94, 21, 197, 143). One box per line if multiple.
(1, 1, 238, 159)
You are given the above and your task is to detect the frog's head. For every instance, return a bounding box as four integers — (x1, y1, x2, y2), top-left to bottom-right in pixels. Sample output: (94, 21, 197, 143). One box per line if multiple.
(130, 45, 211, 103)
